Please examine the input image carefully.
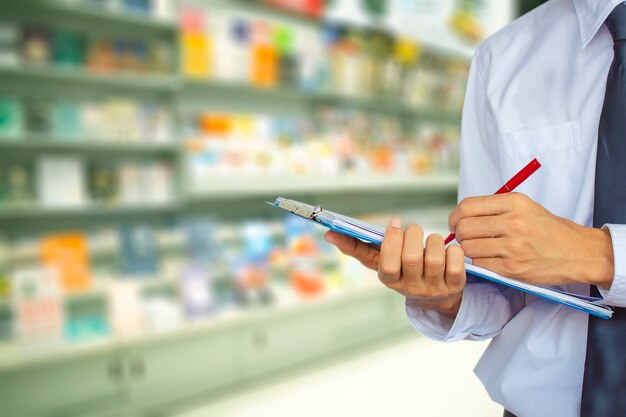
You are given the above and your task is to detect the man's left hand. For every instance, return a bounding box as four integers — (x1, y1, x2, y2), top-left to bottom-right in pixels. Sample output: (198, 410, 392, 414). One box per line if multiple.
(448, 193, 615, 288)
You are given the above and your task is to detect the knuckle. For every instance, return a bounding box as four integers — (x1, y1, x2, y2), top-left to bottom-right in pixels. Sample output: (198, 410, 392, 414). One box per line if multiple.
(509, 192, 527, 207)
(459, 241, 473, 257)
(378, 265, 400, 278)
(457, 198, 471, 216)
(446, 263, 464, 277)
(455, 219, 469, 240)
(425, 254, 445, 269)
(402, 252, 423, 268)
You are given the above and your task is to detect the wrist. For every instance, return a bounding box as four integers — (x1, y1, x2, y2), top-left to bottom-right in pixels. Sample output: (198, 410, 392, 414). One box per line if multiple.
(411, 293, 463, 320)
(572, 227, 614, 289)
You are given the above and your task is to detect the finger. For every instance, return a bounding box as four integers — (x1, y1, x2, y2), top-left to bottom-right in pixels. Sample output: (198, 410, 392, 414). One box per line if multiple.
(460, 238, 506, 259)
(444, 245, 466, 293)
(449, 194, 519, 232)
(378, 217, 403, 283)
(401, 225, 425, 289)
(454, 216, 506, 243)
(423, 234, 446, 290)
(325, 231, 380, 270)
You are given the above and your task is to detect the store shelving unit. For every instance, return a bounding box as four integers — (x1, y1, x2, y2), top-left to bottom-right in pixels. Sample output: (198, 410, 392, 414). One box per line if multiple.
(0, 1, 465, 415)
(188, 174, 459, 201)
(27, 0, 178, 32)
(183, 79, 463, 123)
(0, 138, 179, 156)
(0, 65, 181, 92)
(0, 203, 181, 221)
(0, 285, 413, 417)
(4, 0, 179, 33)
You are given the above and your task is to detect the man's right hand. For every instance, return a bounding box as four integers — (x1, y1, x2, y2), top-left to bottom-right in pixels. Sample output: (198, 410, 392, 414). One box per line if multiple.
(324, 218, 466, 319)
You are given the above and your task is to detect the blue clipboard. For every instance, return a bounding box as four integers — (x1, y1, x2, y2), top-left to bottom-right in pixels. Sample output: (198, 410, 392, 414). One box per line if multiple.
(269, 197, 613, 320)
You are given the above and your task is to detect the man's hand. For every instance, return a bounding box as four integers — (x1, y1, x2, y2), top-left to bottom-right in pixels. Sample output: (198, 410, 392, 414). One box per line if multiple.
(449, 193, 615, 288)
(324, 218, 466, 319)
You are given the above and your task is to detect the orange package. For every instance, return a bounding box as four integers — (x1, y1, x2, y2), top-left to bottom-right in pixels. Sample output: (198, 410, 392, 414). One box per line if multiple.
(41, 233, 91, 293)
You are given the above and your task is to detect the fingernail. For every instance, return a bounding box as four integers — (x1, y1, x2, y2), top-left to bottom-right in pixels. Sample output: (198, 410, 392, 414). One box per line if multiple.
(324, 233, 335, 244)
(390, 217, 402, 229)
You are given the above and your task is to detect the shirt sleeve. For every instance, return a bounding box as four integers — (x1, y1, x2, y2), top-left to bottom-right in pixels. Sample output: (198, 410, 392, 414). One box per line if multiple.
(406, 283, 525, 342)
(404, 47, 525, 341)
(598, 224, 626, 307)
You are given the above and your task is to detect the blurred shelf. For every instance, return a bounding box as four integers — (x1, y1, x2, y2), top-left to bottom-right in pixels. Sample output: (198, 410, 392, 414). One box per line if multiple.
(0, 203, 181, 221)
(317, 93, 462, 124)
(0, 275, 179, 311)
(0, 139, 179, 156)
(6, 0, 178, 32)
(231, 0, 322, 25)
(182, 79, 462, 123)
(182, 78, 317, 101)
(188, 175, 459, 200)
(0, 65, 180, 92)
(0, 284, 393, 372)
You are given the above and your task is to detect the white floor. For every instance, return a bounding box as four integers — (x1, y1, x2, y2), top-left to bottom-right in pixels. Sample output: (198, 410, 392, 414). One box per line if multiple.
(176, 336, 502, 417)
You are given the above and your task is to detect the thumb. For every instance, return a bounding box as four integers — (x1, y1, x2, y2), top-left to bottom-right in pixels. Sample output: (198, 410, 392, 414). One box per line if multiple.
(324, 231, 380, 270)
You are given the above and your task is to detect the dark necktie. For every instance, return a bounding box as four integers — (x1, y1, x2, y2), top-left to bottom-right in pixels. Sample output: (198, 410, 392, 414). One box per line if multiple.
(581, 4, 626, 416)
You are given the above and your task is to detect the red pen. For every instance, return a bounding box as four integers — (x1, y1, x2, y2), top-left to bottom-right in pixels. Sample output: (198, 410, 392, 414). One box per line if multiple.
(444, 158, 542, 245)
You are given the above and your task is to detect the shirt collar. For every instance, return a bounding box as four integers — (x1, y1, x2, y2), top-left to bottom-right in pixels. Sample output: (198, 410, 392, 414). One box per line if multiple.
(572, 0, 624, 48)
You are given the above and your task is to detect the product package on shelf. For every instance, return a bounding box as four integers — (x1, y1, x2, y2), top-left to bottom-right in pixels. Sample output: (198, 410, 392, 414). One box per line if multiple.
(87, 162, 119, 206)
(0, 22, 19, 66)
(184, 108, 460, 193)
(0, 95, 23, 139)
(65, 313, 109, 344)
(143, 295, 182, 333)
(263, 0, 326, 18)
(52, 30, 87, 69)
(179, 264, 215, 319)
(0, 19, 175, 76)
(177, 5, 469, 112)
(0, 204, 454, 346)
(107, 280, 144, 338)
(0, 160, 36, 208)
(51, 101, 82, 139)
(119, 224, 159, 277)
(180, 6, 211, 78)
(24, 97, 52, 135)
(20, 25, 52, 66)
(37, 157, 86, 208)
(12, 267, 65, 351)
(40, 233, 92, 293)
(118, 162, 174, 205)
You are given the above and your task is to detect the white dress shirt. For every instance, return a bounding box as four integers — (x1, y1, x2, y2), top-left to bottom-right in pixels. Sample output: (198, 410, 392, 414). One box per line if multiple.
(406, 1, 626, 416)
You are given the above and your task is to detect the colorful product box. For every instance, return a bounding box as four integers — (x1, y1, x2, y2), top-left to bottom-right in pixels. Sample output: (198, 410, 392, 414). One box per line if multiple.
(0, 96, 23, 138)
(40, 233, 92, 293)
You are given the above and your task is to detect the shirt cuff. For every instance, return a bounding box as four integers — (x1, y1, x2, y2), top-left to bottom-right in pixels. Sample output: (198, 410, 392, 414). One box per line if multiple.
(599, 224, 626, 307)
(405, 282, 508, 342)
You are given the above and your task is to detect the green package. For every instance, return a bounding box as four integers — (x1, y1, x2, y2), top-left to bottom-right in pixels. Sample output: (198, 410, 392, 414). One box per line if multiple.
(0, 96, 23, 139)
(52, 101, 82, 139)
(52, 30, 86, 68)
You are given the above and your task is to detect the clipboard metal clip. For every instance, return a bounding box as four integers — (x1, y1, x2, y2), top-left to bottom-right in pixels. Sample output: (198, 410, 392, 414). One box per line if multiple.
(267, 197, 323, 221)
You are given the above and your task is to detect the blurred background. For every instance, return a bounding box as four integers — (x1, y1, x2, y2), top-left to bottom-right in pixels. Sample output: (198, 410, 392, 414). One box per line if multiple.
(0, 0, 546, 416)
